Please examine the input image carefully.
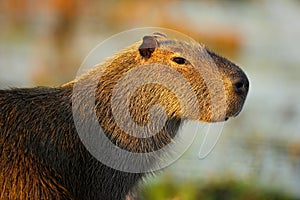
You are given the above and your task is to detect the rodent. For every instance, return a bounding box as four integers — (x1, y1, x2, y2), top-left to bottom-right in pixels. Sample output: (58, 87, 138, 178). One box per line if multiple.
(0, 32, 249, 199)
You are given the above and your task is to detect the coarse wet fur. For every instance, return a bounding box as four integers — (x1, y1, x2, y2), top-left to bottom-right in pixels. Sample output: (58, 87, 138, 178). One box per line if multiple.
(0, 33, 249, 199)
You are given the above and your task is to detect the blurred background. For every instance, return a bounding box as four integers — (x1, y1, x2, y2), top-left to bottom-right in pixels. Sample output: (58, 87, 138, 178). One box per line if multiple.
(1, 0, 300, 199)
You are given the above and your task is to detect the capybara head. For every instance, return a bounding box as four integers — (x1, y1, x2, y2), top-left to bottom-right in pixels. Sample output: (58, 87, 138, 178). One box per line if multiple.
(73, 32, 249, 153)
(135, 33, 249, 122)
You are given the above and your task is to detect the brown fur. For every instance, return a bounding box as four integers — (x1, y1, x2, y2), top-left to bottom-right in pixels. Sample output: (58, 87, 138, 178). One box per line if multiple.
(0, 33, 249, 199)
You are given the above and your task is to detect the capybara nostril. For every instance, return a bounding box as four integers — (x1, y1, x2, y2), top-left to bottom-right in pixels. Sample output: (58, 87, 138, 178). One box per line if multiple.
(233, 77, 249, 95)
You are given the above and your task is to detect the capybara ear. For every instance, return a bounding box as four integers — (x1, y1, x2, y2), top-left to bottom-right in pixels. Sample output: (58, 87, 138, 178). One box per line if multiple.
(139, 36, 158, 59)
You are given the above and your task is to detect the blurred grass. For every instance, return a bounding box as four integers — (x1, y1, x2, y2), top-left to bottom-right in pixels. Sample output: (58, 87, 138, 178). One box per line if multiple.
(139, 176, 294, 200)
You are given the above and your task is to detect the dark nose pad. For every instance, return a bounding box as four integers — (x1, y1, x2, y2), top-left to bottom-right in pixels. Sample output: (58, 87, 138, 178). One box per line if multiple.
(233, 77, 249, 95)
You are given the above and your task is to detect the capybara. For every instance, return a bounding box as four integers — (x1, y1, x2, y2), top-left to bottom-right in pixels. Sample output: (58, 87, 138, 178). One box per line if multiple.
(0, 32, 249, 199)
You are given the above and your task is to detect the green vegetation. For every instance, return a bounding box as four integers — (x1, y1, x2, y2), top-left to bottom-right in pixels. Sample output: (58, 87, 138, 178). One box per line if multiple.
(139, 177, 294, 200)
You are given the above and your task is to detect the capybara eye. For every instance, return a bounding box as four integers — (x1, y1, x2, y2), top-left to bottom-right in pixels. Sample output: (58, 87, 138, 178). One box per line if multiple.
(172, 57, 187, 65)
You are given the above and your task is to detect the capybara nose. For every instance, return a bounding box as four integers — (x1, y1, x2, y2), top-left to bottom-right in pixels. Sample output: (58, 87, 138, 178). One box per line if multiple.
(233, 76, 249, 96)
